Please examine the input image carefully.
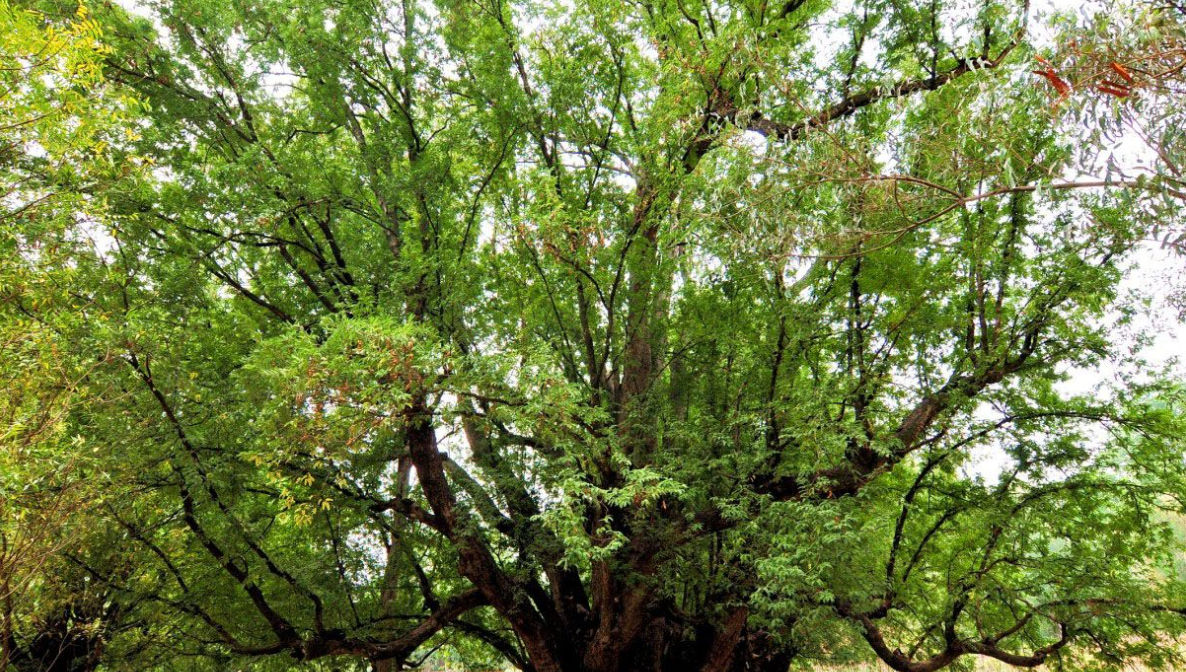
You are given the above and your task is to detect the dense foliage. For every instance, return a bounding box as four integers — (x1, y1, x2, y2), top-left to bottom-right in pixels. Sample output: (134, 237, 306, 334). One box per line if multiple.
(5, 0, 1186, 671)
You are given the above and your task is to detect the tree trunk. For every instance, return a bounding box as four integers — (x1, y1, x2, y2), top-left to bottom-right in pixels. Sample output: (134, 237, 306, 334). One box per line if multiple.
(512, 601, 794, 672)
(11, 621, 104, 672)
(578, 620, 794, 672)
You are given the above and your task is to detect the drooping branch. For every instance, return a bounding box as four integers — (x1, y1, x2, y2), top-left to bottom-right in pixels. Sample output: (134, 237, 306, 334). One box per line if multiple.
(124, 352, 488, 663)
(841, 604, 1071, 672)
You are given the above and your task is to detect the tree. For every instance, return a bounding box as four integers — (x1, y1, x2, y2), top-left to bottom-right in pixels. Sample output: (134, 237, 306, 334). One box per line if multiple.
(2, 2, 146, 670)
(7, 0, 1186, 671)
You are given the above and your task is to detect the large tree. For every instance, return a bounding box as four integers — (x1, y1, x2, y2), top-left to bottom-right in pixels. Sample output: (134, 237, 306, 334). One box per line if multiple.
(7, 0, 1186, 671)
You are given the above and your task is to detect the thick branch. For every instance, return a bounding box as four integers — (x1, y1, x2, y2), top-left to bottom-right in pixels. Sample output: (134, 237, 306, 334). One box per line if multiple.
(748, 43, 1020, 141)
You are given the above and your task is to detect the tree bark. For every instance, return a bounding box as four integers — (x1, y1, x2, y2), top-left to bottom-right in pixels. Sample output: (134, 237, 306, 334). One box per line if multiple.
(565, 608, 793, 672)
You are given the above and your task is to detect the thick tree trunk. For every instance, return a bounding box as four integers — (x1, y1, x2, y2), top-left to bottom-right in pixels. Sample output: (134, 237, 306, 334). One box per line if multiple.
(512, 601, 794, 672)
(10, 625, 104, 672)
(570, 617, 794, 672)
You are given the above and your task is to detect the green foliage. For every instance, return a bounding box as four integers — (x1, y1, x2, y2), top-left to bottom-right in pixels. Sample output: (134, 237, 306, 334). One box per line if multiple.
(4, 0, 1186, 671)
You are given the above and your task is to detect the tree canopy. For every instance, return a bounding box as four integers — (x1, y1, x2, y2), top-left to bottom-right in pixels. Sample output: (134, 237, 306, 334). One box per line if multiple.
(5, 0, 1186, 671)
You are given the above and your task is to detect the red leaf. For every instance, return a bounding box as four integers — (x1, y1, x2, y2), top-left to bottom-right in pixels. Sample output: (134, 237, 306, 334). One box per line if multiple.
(1098, 84, 1130, 98)
(1110, 62, 1134, 83)
(1032, 68, 1071, 95)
